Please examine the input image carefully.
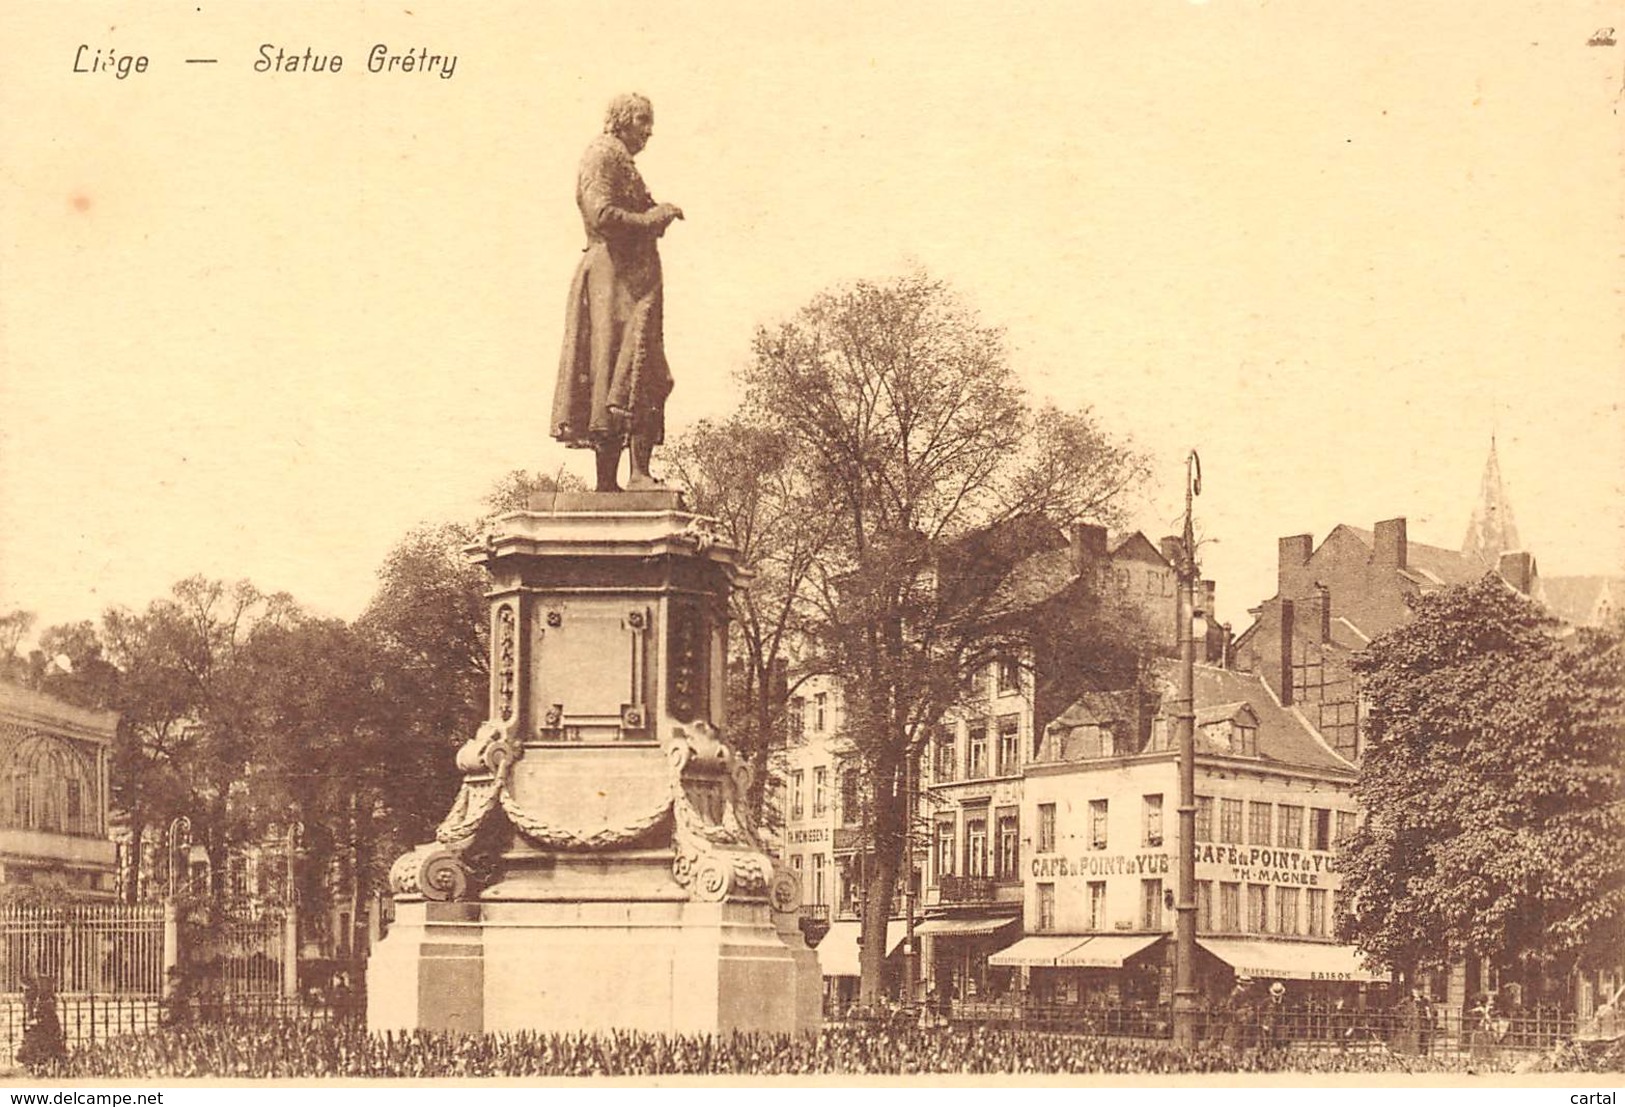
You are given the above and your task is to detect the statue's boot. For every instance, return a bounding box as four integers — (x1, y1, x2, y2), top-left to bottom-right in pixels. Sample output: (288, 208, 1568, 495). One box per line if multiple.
(594, 440, 623, 493)
(625, 435, 668, 491)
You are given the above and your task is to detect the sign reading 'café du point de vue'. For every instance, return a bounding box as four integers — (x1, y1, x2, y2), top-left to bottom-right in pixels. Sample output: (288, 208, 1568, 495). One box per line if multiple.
(1031, 847, 1339, 888)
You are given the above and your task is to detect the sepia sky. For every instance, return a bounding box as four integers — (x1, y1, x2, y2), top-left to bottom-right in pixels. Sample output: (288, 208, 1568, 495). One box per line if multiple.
(1, 0, 1620, 637)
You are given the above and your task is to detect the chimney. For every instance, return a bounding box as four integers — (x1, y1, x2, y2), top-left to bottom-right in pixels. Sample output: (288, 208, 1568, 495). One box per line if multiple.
(1070, 523, 1108, 578)
(1497, 551, 1536, 595)
(1373, 518, 1408, 569)
(1198, 580, 1217, 619)
(1160, 535, 1183, 566)
(1298, 585, 1329, 645)
(1279, 598, 1295, 706)
(1278, 534, 1313, 596)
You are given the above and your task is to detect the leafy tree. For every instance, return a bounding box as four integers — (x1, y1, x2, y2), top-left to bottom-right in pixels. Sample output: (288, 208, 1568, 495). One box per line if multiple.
(1338, 578, 1625, 992)
(32, 621, 121, 711)
(99, 577, 297, 903)
(355, 470, 576, 852)
(663, 418, 830, 828)
(238, 615, 384, 942)
(741, 271, 1149, 1001)
(0, 609, 36, 683)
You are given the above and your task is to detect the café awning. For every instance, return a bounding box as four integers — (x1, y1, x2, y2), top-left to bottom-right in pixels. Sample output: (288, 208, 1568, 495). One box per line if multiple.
(1197, 938, 1388, 983)
(1054, 934, 1165, 968)
(914, 916, 1020, 938)
(987, 935, 1092, 967)
(814, 920, 909, 977)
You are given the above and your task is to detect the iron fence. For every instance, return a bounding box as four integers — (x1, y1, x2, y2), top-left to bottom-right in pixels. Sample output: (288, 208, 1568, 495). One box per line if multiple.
(182, 910, 286, 995)
(927, 1001, 1577, 1056)
(947, 1001, 1173, 1039)
(0, 903, 165, 996)
(1192, 1006, 1578, 1056)
(0, 993, 365, 1062)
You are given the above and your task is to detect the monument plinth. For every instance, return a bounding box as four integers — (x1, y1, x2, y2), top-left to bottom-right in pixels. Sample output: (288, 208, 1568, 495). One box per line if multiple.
(368, 491, 821, 1036)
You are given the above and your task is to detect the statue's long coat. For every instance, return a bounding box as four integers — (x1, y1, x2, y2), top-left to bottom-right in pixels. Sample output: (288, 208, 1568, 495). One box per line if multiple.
(551, 134, 673, 448)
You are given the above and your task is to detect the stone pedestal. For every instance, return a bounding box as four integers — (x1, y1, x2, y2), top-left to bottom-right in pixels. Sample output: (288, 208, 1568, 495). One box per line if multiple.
(368, 491, 821, 1036)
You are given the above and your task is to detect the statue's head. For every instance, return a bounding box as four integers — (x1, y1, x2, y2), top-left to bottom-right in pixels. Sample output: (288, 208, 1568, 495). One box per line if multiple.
(604, 93, 655, 154)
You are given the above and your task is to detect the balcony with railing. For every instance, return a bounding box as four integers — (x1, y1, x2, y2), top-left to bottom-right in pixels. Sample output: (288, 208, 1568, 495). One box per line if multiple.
(928, 873, 1025, 907)
(796, 903, 831, 945)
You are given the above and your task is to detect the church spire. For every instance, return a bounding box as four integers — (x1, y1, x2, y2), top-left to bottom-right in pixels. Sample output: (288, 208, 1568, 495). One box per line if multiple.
(1461, 436, 1521, 568)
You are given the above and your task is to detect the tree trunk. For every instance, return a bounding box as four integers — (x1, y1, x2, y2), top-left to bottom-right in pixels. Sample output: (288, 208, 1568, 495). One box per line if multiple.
(858, 755, 906, 1006)
(126, 823, 144, 905)
(859, 843, 901, 1007)
(749, 665, 774, 830)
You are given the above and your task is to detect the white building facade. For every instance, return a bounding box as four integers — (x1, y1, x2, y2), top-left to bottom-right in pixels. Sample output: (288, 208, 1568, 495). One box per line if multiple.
(996, 662, 1385, 1014)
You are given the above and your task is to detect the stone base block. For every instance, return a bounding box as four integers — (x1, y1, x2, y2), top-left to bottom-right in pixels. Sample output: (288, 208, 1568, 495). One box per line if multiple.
(368, 897, 822, 1038)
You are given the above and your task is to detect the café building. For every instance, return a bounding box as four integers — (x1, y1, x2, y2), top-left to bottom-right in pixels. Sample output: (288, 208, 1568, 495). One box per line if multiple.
(994, 660, 1388, 1009)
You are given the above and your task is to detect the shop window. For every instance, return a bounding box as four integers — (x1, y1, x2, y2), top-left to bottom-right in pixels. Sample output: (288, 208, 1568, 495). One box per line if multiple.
(1277, 805, 1304, 849)
(1310, 808, 1331, 851)
(1275, 886, 1300, 935)
(1307, 888, 1329, 937)
(1247, 802, 1272, 846)
(1219, 883, 1241, 932)
(1194, 795, 1214, 842)
(1142, 794, 1163, 848)
(1088, 881, 1107, 930)
(997, 715, 1020, 775)
(965, 817, 988, 878)
(1141, 879, 1163, 930)
(1037, 883, 1056, 932)
(968, 721, 989, 779)
(1089, 799, 1108, 850)
(813, 767, 828, 816)
(1037, 803, 1056, 853)
(1246, 884, 1268, 933)
(995, 810, 1019, 880)
(1219, 799, 1243, 844)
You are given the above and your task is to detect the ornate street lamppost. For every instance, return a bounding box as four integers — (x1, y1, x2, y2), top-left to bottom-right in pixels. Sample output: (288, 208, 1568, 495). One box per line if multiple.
(167, 815, 192, 900)
(1172, 450, 1202, 1050)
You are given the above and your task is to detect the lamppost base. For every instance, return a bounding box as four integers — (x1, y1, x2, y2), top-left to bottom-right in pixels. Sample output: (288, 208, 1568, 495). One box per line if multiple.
(1172, 993, 1202, 1050)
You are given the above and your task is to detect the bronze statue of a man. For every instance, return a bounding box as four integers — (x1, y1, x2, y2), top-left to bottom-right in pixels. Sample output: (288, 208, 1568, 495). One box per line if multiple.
(551, 93, 684, 492)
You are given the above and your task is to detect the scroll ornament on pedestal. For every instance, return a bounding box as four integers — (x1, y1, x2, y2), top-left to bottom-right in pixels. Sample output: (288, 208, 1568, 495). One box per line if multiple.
(387, 716, 797, 909)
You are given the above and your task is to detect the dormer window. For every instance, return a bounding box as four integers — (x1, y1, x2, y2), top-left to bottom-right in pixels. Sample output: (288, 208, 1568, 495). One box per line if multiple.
(1196, 702, 1260, 757)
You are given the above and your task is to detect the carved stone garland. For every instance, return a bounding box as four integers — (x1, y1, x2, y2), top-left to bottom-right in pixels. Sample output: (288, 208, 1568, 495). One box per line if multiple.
(389, 717, 799, 912)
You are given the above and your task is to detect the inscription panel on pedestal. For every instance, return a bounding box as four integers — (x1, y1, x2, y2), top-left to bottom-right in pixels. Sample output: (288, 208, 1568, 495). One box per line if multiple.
(530, 605, 651, 742)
